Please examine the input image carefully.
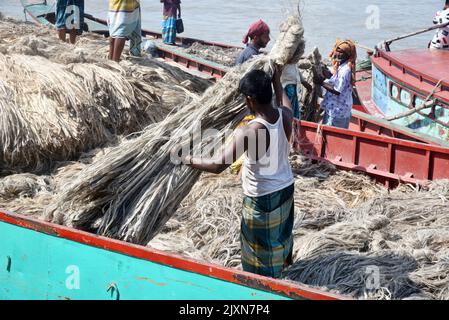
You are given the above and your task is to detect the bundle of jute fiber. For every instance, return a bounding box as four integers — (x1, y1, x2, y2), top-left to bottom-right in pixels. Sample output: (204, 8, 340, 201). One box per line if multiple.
(121, 57, 212, 109)
(0, 19, 212, 172)
(284, 250, 420, 300)
(0, 53, 156, 172)
(297, 47, 327, 122)
(44, 14, 306, 244)
(0, 147, 106, 218)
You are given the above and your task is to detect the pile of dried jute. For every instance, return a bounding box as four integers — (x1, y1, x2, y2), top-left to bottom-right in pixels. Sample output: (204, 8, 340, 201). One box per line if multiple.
(285, 180, 449, 300)
(0, 17, 211, 173)
(148, 160, 449, 300)
(184, 42, 241, 67)
(297, 47, 328, 122)
(44, 14, 306, 245)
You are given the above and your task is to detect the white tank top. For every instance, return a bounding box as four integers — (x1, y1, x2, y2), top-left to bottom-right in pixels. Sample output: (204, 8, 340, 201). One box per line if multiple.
(241, 109, 294, 197)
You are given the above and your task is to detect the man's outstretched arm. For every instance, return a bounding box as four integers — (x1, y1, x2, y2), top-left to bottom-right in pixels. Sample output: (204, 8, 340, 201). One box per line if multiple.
(182, 127, 250, 174)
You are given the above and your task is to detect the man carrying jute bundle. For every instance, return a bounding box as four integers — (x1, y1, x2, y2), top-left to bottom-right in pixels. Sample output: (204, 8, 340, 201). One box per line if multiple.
(182, 67, 295, 278)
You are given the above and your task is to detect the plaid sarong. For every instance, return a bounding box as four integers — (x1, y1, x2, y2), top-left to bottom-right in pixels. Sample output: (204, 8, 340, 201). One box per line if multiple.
(162, 16, 177, 44)
(241, 184, 294, 278)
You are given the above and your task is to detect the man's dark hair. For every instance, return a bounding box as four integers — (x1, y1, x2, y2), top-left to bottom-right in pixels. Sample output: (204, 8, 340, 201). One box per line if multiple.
(239, 70, 273, 105)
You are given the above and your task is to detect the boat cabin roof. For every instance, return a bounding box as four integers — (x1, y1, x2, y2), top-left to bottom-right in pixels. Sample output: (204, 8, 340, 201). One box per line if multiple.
(381, 49, 449, 83)
(377, 49, 449, 88)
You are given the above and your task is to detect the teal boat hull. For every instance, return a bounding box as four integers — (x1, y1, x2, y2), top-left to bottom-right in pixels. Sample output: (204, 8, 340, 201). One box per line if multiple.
(0, 211, 345, 300)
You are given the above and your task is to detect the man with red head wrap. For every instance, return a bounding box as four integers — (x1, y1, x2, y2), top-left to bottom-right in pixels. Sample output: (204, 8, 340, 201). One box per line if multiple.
(235, 20, 271, 65)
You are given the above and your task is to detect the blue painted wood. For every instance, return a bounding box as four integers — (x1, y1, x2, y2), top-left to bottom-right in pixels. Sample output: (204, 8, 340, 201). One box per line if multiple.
(372, 65, 388, 114)
(23, 3, 54, 18)
(372, 65, 449, 141)
(0, 221, 291, 300)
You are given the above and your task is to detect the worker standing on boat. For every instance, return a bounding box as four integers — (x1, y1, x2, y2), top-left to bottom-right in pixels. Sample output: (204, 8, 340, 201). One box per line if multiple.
(55, 0, 84, 44)
(108, 0, 142, 62)
(235, 20, 271, 65)
(160, 0, 181, 45)
(281, 61, 312, 119)
(181, 68, 295, 279)
(429, 0, 449, 50)
(317, 39, 357, 129)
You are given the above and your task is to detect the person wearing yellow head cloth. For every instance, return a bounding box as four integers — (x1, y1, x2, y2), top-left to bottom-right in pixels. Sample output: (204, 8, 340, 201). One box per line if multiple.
(316, 39, 357, 129)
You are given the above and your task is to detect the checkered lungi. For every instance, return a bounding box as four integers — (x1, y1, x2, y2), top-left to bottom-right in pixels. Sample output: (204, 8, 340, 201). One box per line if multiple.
(241, 184, 294, 278)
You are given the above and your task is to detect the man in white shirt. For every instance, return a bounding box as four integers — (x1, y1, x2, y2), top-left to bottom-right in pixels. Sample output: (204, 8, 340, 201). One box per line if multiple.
(429, 1, 449, 50)
(316, 39, 357, 129)
(281, 61, 312, 120)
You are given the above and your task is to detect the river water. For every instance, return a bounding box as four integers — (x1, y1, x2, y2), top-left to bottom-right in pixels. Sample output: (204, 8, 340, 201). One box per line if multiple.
(0, 0, 444, 55)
